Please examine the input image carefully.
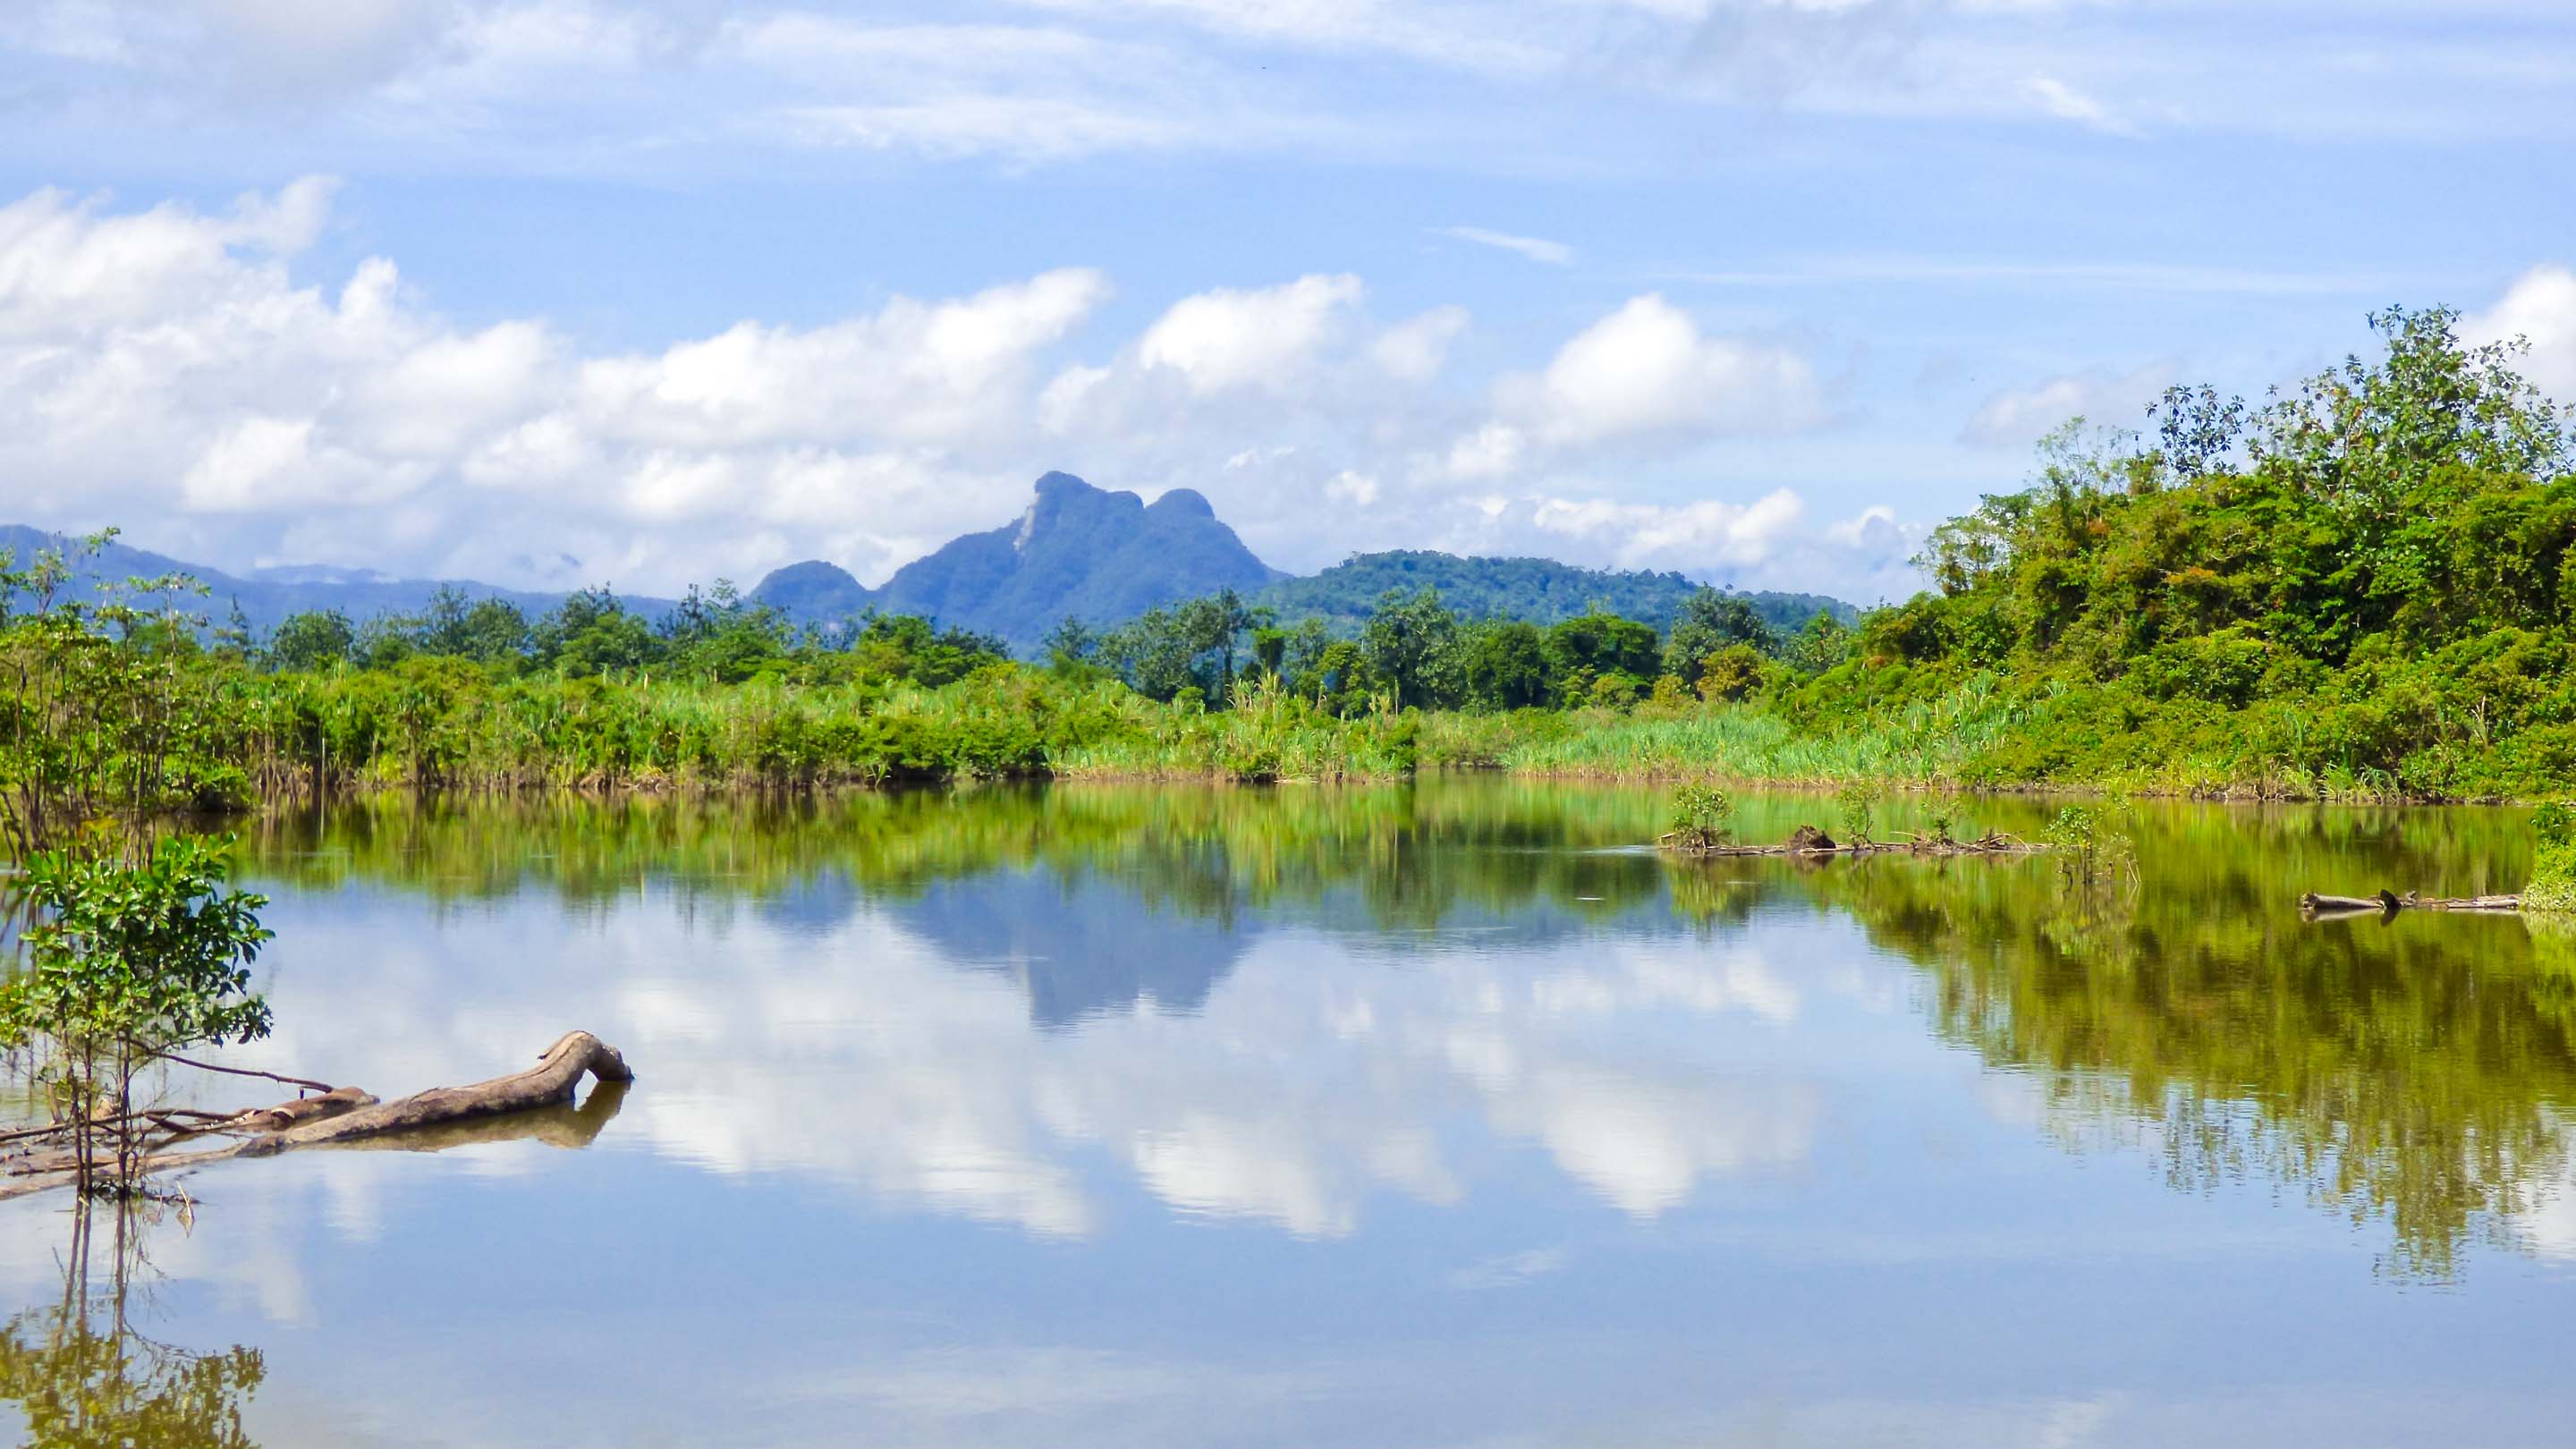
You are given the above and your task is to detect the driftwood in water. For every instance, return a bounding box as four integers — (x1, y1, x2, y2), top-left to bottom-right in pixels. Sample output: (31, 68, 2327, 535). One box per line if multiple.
(243, 1030, 632, 1153)
(1660, 824, 2047, 860)
(0, 1031, 632, 1199)
(2299, 890, 2523, 919)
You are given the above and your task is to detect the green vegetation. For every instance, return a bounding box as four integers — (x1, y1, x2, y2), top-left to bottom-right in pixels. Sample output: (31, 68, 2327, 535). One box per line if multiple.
(2526, 801, 2576, 910)
(0, 838, 272, 1195)
(1791, 307, 2575, 800)
(1667, 784, 1735, 848)
(8, 307, 2576, 806)
(1252, 547, 1851, 636)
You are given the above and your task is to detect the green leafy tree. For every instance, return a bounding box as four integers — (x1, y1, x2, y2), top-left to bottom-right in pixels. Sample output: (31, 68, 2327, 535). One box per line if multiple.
(1666, 589, 1779, 676)
(1360, 587, 1461, 710)
(0, 835, 273, 1194)
(1544, 611, 1659, 706)
(267, 609, 354, 673)
(1462, 619, 1551, 709)
(532, 587, 661, 677)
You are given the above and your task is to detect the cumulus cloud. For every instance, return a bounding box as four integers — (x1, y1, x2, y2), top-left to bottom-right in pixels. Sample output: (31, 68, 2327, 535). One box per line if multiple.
(0, 178, 1114, 589)
(1137, 274, 1365, 394)
(1528, 488, 1807, 571)
(2, 179, 1913, 601)
(1962, 361, 2170, 447)
(2466, 264, 2576, 402)
(1501, 294, 1825, 450)
(1370, 305, 1470, 382)
(1435, 295, 1826, 493)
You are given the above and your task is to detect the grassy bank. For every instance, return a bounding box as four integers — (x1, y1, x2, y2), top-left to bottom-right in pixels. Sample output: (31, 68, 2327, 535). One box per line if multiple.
(0, 626, 2556, 814)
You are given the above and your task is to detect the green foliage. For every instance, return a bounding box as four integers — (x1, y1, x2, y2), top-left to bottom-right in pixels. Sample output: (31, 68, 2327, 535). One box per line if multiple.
(1765, 306, 2576, 801)
(0, 835, 272, 1193)
(1667, 588, 1780, 676)
(1667, 783, 1735, 848)
(1257, 548, 1851, 635)
(267, 608, 354, 671)
(1462, 620, 1552, 709)
(2527, 801, 2576, 911)
(1360, 587, 1462, 710)
(1833, 780, 1880, 843)
(1694, 644, 1766, 702)
(2041, 803, 2138, 889)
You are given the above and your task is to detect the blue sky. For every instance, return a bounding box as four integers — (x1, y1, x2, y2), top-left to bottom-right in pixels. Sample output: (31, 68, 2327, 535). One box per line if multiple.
(3, 1, 2572, 603)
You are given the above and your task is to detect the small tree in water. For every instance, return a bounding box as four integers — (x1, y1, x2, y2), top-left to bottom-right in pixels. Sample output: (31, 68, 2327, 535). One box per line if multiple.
(0, 835, 273, 1196)
(2042, 804, 2138, 890)
(1669, 784, 1736, 850)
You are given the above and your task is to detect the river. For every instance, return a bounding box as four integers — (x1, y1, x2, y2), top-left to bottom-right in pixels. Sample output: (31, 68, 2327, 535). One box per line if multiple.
(2, 782, 2570, 1446)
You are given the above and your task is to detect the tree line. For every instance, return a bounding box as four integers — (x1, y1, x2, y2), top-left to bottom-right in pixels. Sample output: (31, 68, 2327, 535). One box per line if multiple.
(1051, 585, 1852, 714)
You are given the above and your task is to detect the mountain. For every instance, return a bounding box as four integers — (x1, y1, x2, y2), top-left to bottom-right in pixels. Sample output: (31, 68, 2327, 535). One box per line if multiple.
(747, 559, 876, 623)
(0, 524, 671, 631)
(1256, 549, 1855, 635)
(753, 471, 1284, 648)
(7, 475, 1857, 649)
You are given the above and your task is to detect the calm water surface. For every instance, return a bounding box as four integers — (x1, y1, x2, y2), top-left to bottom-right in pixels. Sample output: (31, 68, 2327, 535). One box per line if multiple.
(6, 782, 2576, 1447)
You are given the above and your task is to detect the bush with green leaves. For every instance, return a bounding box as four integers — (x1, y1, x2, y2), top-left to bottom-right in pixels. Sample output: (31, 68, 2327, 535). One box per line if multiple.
(2527, 801, 2576, 911)
(0, 835, 274, 1195)
(1668, 783, 1735, 849)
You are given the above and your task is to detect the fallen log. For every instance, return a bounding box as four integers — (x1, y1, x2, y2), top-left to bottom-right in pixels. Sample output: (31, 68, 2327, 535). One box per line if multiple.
(1660, 825, 2047, 860)
(0, 1032, 631, 1199)
(2299, 890, 2524, 918)
(244, 1030, 632, 1154)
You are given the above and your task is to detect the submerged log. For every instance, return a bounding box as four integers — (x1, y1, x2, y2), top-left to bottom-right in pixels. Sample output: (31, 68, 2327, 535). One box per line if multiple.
(2299, 890, 2523, 918)
(0, 1033, 631, 1198)
(1659, 825, 2046, 860)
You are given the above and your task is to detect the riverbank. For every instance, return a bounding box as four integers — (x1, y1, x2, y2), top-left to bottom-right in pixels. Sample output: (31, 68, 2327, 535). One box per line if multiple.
(118, 660, 2547, 808)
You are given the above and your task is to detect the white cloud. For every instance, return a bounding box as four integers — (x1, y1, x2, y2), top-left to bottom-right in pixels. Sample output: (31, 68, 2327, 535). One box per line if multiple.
(1370, 305, 1470, 382)
(1451, 295, 1825, 477)
(2024, 74, 2128, 133)
(10, 0, 2576, 183)
(1529, 487, 1807, 570)
(0, 178, 1116, 590)
(2465, 264, 2576, 402)
(1138, 273, 1365, 394)
(1, 179, 1916, 602)
(1440, 226, 1573, 266)
(1962, 361, 2170, 447)
(1325, 470, 1380, 506)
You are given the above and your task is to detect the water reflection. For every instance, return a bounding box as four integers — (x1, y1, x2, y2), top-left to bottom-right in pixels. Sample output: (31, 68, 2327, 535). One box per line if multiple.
(217, 784, 2576, 1279)
(1704, 818, 2576, 1278)
(0, 1203, 265, 1449)
(8, 784, 2576, 1445)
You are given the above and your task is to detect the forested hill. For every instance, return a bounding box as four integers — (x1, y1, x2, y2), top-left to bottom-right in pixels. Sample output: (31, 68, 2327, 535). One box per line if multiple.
(1258, 550, 1853, 634)
(0, 524, 670, 632)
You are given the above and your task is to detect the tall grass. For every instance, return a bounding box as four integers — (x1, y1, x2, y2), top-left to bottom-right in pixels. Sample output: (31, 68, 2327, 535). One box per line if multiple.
(1503, 674, 2029, 785)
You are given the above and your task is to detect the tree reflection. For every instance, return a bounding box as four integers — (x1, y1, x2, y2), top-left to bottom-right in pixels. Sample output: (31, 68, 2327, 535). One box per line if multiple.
(233, 783, 2576, 1277)
(1674, 815, 2576, 1279)
(0, 1199, 265, 1447)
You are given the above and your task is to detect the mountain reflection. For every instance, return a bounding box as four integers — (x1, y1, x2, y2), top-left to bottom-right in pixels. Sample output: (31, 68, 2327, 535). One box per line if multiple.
(235, 784, 2576, 1275)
